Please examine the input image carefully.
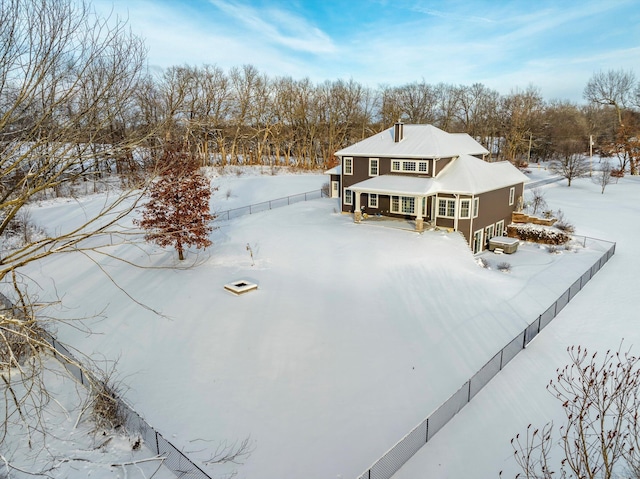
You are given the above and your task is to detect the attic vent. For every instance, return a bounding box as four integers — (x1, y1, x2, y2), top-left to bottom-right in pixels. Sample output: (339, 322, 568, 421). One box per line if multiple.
(394, 120, 404, 142)
(224, 280, 258, 295)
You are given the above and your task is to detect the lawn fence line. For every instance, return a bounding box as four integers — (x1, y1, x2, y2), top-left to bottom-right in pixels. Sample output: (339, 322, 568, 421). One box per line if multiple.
(0, 294, 213, 479)
(356, 235, 616, 479)
(0, 234, 616, 479)
(215, 188, 327, 221)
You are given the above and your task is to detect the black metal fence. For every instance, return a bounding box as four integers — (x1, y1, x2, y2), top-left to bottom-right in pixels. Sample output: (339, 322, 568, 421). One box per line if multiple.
(42, 332, 213, 478)
(0, 293, 214, 479)
(357, 236, 616, 479)
(215, 188, 327, 221)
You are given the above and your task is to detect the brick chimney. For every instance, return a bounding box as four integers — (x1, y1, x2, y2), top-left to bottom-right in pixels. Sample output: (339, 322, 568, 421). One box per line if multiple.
(394, 120, 404, 142)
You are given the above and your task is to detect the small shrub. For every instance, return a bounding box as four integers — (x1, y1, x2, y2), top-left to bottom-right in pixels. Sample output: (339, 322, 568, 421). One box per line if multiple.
(226, 188, 232, 200)
(91, 370, 127, 432)
(477, 257, 490, 269)
(548, 245, 558, 254)
(497, 262, 511, 272)
(321, 182, 331, 197)
(554, 209, 575, 233)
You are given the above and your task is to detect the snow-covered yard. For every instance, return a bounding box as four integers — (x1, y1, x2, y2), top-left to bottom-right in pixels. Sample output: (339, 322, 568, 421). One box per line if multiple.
(392, 172, 640, 478)
(4, 167, 630, 479)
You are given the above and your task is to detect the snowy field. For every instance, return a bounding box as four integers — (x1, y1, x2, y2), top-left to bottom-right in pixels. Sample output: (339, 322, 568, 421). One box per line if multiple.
(4, 166, 628, 479)
(393, 171, 639, 478)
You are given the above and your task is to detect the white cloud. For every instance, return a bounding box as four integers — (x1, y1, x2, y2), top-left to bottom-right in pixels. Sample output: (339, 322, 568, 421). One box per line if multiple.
(207, 0, 336, 54)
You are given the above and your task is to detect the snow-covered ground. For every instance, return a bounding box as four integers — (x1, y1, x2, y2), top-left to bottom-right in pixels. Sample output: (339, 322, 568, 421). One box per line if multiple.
(4, 165, 631, 479)
(392, 170, 639, 478)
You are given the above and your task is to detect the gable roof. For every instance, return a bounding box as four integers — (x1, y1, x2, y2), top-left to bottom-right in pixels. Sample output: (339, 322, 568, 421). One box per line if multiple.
(334, 124, 489, 159)
(349, 155, 528, 196)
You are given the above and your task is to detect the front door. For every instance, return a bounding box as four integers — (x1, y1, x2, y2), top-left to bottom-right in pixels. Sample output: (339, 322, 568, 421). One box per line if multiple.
(472, 229, 483, 254)
(331, 181, 339, 198)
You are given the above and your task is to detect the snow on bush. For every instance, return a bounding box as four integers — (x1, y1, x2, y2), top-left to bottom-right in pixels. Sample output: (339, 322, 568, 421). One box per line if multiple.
(507, 223, 570, 245)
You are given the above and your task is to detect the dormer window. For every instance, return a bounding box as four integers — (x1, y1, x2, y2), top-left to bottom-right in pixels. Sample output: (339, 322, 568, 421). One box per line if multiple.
(391, 160, 429, 174)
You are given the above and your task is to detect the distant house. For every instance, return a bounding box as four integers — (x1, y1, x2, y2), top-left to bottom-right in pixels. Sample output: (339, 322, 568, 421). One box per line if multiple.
(331, 122, 528, 253)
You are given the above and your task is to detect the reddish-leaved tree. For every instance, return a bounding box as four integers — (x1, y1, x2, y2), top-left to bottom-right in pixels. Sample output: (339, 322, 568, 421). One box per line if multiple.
(136, 144, 215, 260)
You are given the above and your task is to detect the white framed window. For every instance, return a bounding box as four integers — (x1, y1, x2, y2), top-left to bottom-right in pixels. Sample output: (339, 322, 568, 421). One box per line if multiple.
(509, 187, 515, 206)
(496, 220, 505, 237)
(390, 196, 415, 214)
(472, 197, 479, 218)
(402, 161, 416, 172)
(390, 159, 427, 174)
(438, 198, 456, 218)
(344, 157, 353, 175)
(472, 229, 483, 254)
(459, 199, 471, 219)
(391, 196, 399, 212)
(344, 188, 353, 205)
(485, 224, 495, 242)
(368, 193, 378, 208)
(369, 158, 379, 176)
(402, 196, 415, 214)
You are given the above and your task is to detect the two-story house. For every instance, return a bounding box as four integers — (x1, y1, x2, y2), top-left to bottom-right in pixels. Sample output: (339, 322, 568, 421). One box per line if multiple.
(329, 122, 528, 253)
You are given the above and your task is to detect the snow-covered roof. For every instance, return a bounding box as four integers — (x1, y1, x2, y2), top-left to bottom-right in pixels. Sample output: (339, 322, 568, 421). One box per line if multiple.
(434, 156, 529, 194)
(350, 175, 435, 196)
(349, 155, 528, 196)
(334, 124, 489, 159)
(324, 165, 341, 175)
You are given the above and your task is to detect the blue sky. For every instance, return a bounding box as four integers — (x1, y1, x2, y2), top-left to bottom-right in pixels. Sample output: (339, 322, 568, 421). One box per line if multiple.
(94, 0, 640, 102)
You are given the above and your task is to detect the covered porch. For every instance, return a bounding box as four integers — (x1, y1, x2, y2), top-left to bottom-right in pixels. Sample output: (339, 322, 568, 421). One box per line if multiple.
(349, 175, 437, 232)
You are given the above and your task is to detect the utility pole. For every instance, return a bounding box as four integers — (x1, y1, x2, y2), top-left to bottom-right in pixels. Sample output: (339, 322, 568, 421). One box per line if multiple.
(589, 135, 594, 177)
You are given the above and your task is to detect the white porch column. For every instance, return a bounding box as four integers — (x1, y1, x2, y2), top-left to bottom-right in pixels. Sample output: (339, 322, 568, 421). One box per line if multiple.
(354, 191, 362, 223)
(415, 196, 424, 232)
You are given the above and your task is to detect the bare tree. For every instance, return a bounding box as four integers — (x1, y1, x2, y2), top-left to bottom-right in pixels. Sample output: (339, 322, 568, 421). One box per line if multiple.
(549, 140, 590, 186)
(593, 160, 614, 194)
(498, 86, 544, 164)
(0, 0, 154, 288)
(527, 188, 547, 216)
(504, 344, 640, 479)
(584, 70, 640, 174)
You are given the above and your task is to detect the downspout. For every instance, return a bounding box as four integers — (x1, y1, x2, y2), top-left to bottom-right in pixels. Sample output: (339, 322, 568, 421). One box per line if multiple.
(468, 194, 475, 250)
(453, 194, 459, 232)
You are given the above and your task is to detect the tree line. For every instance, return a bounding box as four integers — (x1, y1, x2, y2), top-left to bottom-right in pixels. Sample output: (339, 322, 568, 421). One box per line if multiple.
(142, 65, 640, 172)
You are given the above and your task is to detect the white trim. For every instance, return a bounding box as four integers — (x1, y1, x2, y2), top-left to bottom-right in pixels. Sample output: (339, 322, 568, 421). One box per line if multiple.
(369, 158, 379, 176)
(344, 157, 353, 175)
(368, 193, 378, 208)
(344, 188, 353, 205)
(472, 197, 479, 218)
(437, 198, 456, 218)
(472, 229, 484, 254)
(509, 187, 515, 206)
(390, 159, 429, 174)
(331, 180, 339, 198)
(485, 224, 495, 244)
(496, 220, 505, 237)
(390, 195, 415, 214)
(459, 198, 471, 219)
